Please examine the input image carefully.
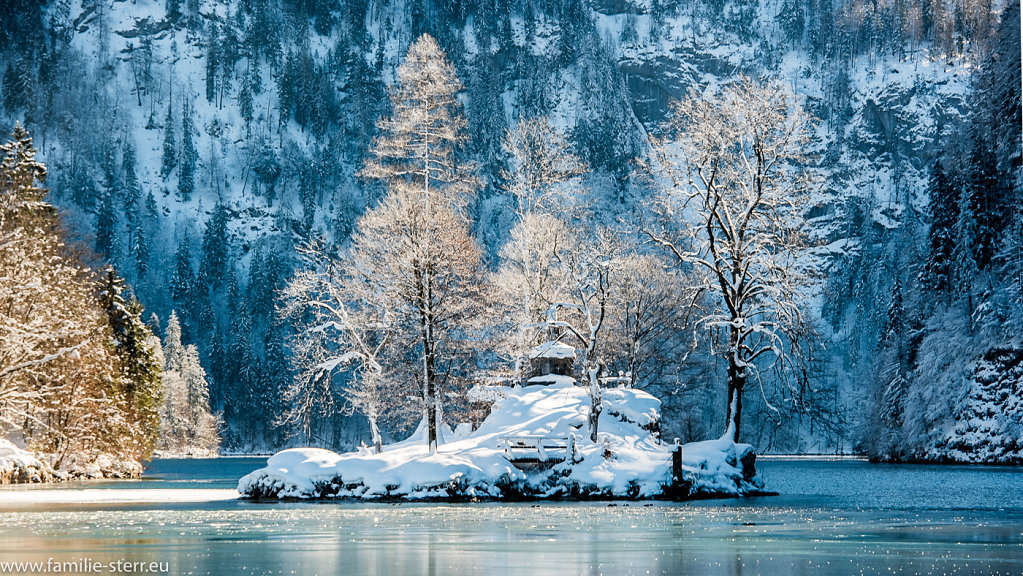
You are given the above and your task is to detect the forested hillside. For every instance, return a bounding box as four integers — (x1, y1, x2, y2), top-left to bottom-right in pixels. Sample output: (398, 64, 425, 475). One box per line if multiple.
(0, 0, 1018, 460)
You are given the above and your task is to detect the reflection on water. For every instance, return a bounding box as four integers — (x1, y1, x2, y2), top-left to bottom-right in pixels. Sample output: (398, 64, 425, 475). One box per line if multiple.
(0, 459, 1020, 576)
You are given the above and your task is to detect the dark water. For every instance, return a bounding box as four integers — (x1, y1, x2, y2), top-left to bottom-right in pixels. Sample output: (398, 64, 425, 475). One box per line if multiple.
(0, 457, 1020, 576)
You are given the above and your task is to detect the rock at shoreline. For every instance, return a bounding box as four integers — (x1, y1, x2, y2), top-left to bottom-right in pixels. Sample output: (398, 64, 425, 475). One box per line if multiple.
(239, 382, 764, 500)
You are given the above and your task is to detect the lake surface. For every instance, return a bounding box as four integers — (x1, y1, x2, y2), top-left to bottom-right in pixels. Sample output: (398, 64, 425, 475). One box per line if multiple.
(0, 457, 1020, 575)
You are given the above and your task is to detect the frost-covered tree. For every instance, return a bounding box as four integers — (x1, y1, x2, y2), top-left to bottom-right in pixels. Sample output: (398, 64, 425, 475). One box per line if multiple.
(354, 34, 483, 453)
(501, 116, 585, 218)
(491, 212, 573, 376)
(492, 117, 586, 378)
(1, 125, 153, 468)
(159, 312, 220, 455)
(604, 252, 702, 391)
(281, 240, 396, 453)
(548, 226, 623, 442)
(647, 76, 818, 443)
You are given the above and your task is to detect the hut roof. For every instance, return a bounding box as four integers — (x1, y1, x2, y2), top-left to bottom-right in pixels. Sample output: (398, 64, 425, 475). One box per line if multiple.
(527, 340, 576, 360)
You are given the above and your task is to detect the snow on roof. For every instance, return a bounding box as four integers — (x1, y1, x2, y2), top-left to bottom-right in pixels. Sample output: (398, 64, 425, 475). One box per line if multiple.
(527, 340, 576, 360)
(526, 374, 576, 386)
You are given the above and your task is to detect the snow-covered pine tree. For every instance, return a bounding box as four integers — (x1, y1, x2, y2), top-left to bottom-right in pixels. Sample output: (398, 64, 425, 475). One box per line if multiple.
(99, 267, 163, 457)
(921, 160, 958, 296)
(160, 312, 220, 455)
(879, 277, 907, 432)
(170, 235, 195, 313)
(1, 125, 149, 471)
(160, 98, 176, 178)
(965, 137, 1004, 271)
(178, 98, 197, 201)
(94, 186, 117, 258)
(199, 203, 230, 289)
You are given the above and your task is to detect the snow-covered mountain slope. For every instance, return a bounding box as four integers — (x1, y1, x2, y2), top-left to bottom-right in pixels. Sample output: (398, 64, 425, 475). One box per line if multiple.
(238, 381, 763, 499)
(1, 0, 1005, 455)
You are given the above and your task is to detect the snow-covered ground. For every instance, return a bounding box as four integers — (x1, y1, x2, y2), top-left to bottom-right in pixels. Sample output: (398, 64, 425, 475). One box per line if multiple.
(239, 381, 763, 500)
(0, 439, 142, 484)
(0, 440, 54, 484)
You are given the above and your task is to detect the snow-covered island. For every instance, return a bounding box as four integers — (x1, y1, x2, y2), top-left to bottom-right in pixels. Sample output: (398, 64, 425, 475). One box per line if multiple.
(238, 380, 764, 501)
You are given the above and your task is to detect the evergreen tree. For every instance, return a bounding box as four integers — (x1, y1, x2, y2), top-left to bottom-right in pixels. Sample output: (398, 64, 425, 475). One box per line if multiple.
(205, 23, 219, 104)
(238, 77, 254, 132)
(225, 294, 256, 443)
(121, 143, 141, 212)
(133, 222, 150, 278)
(921, 160, 958, 295)
(94, 187, 117, 257)
(98, 267, 163, 457)
(170, 235, 195, 307)
(2, 126, 151, 468)
(0, 123, 47, 211)
(160, 311, 220, 454)
(199, 203, 230, 289)
(178, 99, 197, 201)
(965, 137, 1004, 271)
(160, 99, 177, 177)
(259, 325, 289, 448)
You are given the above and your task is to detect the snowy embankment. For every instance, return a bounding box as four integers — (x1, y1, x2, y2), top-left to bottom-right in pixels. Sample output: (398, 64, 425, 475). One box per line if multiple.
(0, 439, 142, 484)
(239, 382, 764, 500)
(0, 440, 54, 484)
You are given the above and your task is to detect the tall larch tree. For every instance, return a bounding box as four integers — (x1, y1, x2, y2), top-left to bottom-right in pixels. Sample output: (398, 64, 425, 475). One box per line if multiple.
(353, 34, 482, 453)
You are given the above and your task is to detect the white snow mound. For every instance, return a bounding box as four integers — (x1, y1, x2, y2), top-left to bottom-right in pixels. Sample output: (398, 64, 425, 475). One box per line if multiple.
(0, 439, 55, 484)
(239, 382, 764, 500)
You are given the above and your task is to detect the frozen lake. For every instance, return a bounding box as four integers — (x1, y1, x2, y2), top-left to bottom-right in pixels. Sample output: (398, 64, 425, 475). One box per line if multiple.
(0, 458, 1020, 575)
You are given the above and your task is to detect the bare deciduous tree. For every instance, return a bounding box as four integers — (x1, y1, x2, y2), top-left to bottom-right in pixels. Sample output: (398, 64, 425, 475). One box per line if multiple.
(502, 117, 585, 218)
(280, 241, 395, 454)
(604, 252, 702, 391)
(548, 227, 624, 442)
(646, 76, 818, 443)
(491, 212, 572, 375)
(491, 117, 585, 379)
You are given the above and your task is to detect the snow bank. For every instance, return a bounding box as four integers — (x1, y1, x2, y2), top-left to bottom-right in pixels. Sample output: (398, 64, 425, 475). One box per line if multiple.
(239, 382, 764, 500)
(57, 452, 144, 480)
(0, 439, 54, 484)
(0, 439, 143, 483)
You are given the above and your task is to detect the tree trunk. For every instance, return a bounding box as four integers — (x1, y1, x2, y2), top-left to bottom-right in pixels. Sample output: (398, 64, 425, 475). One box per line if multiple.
(724, 356, 745, 444)
(588, 366, 601, 442)
(418, 268, 438, 454)
(369, 415, 383, 454)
